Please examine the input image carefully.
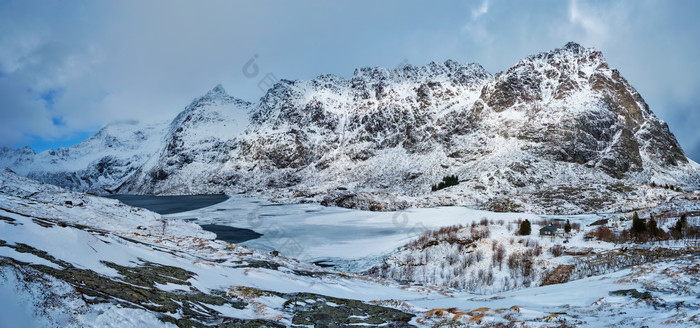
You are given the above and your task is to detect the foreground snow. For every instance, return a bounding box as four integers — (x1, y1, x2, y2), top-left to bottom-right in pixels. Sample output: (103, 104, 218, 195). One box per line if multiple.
(1, 169, 698, 327)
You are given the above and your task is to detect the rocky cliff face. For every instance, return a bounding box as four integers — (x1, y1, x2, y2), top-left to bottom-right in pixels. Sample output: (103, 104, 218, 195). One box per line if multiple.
(476, 42, 686, 179)
(117, 85, 251, 195)
(3, 43, 699, 213)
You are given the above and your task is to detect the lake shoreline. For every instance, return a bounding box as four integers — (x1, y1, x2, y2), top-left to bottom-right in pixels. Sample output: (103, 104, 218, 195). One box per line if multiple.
(107, 194, 264, 243)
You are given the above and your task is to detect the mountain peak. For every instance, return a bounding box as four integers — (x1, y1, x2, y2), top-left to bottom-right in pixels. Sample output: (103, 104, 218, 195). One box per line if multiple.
(21, 145, 35, 153)
(184, 84, 242, 110)
(556, 42, 604, 62)
(563, 41, 584, 52)
(506, 41, 607, 77)
(205, 84, 228, 98)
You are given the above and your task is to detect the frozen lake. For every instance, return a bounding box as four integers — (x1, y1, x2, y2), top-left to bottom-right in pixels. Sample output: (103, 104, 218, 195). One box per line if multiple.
(163, 195, 605, 271)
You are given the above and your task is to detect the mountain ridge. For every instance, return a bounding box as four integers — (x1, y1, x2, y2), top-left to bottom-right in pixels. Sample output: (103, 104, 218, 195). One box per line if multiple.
(2, 42, 698, 214)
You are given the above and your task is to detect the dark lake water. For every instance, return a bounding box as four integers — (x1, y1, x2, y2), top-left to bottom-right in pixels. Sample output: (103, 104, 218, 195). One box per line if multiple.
(198, 224, 262, 244)
(107, 194, 229, 214)
(107, 194, 262, 243)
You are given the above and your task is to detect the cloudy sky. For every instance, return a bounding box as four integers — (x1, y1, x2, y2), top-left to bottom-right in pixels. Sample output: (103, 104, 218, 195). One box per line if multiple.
(1, 0, 699, 160)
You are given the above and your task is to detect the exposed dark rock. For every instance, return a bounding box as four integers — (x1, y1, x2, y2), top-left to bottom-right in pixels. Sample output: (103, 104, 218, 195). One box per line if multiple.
(285, 293, 415, 327)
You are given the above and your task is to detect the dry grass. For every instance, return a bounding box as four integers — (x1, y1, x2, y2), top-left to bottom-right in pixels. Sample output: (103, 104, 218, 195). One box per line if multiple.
(468, 313, 485, 323)
(543, 313, 559, 321)
(425, 308, 449, 317)
(467, 307, 490, 315)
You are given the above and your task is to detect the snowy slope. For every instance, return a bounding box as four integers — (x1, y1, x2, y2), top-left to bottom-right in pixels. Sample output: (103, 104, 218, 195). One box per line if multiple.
(1, 169, 698, 327)
(0, 168, 422, 326)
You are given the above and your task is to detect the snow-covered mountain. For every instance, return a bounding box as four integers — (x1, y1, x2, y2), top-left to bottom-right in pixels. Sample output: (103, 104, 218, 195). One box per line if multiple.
(2, 42, 699, 213)
(118, 85, 252, 195)
(0, 120, 166, 194)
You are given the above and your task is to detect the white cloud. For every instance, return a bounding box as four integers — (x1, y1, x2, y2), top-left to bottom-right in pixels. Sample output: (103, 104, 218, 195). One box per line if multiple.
(0, 0, 698, 161)
(462, 0, 492, 42)
(567, 0, 611, 47)
(472, 0, 489, 20)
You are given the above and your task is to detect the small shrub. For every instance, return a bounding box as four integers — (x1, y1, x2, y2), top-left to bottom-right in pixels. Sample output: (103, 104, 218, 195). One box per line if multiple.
(550, 245, 564, 257)
(493, 245, 506, 270)
(595, 226, 615, 242)
(571, 222, 581, 231)
(466, 253, 475, 266)
(532, 245, 542, 257)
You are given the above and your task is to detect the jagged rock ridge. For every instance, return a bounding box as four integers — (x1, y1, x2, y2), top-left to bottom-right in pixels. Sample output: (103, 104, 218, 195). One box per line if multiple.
(2, 42, 698, 214)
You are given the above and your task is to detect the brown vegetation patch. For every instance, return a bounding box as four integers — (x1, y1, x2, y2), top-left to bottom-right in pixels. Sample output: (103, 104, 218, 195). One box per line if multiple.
(541, 264, 575, 286)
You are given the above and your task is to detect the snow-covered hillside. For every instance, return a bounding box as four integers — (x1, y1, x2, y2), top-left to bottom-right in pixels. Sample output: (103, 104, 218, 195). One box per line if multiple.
(2, 42, 699, 214)
(1, 169, 699, 327)
(0, 168, 420, 326)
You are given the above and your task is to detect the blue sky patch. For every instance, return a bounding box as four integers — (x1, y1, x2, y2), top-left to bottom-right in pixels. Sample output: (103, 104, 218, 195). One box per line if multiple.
(39, 88, 64, 109)
(24, 130, 97, 153)
(51, 116, 65, 126)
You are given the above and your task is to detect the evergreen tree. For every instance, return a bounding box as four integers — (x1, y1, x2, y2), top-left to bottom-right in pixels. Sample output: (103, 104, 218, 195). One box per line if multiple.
(431, 175, 459, 191)
(675, 214, 688, 236)
(647, 214, 658, 239)
(519, 219, 531, 236)
(631, 212, 647, 238)
(564, 219, 572, 233)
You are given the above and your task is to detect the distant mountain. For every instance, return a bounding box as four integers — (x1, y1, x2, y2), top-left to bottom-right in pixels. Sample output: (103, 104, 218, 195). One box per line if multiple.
(0, 120, 165, 193)
(2, 42, 699, 214)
